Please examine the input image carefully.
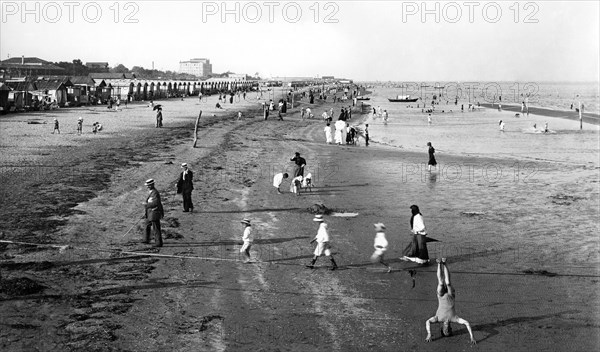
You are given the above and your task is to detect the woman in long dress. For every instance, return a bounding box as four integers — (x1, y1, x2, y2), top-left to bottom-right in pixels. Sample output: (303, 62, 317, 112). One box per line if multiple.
(427, 142, 437, 172)
(324, 123, 333, 144)
(334, 119, 345, 145)
(402, 205, 430, 264)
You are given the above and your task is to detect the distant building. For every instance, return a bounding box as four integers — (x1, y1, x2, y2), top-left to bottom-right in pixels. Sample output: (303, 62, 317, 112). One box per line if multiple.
(85, 62, 109, 71)
(0, 57, 65, 78)
(179, 58, 212, 77)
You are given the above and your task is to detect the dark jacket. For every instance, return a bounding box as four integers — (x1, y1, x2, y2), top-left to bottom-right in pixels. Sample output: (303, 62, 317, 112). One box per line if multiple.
(177, 170, 194, 194)
(145, 188, 164, 221)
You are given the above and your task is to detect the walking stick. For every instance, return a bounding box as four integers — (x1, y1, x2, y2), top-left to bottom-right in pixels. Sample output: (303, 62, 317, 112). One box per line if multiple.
(122, 217, 143, 238)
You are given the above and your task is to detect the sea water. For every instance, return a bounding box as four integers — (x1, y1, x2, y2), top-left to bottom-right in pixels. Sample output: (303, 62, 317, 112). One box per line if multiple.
(359, 82, 599, 166)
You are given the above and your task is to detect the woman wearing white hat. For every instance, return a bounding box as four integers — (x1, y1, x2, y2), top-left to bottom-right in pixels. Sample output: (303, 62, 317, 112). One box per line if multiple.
(371, 223, 392, 273)
(307, 215, 338, 270)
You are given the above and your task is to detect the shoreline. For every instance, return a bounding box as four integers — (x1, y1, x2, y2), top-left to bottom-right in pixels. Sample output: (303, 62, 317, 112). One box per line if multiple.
(479, 102, 600, 125)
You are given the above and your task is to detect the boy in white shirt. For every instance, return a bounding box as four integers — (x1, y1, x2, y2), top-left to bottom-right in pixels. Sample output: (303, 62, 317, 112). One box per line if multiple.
(371, 223, 392, 273)
(240, 219, 253, 263)
(273, 173, 289, 194)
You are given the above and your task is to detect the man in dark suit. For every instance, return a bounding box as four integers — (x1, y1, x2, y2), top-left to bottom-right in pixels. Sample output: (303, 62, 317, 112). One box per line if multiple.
(143, 179, 164, 247)
(177, 163, 194, 212)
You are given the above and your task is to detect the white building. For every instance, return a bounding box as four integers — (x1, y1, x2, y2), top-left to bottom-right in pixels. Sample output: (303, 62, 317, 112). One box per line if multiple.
(179, 58, 212, 77)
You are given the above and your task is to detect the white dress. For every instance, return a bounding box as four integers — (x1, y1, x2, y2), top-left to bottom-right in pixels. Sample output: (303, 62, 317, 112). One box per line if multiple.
(371, 232, 388, 261)
(324, 126, 333, 144)
(273, 173, 284, 188)
(313, 223, 331, 256)
(334, 120, 346, 144)
(240, 226, 252, 252)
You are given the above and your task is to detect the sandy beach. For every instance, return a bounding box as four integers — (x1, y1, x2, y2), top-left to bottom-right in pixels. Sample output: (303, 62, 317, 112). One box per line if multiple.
(1, 88, 599, 352)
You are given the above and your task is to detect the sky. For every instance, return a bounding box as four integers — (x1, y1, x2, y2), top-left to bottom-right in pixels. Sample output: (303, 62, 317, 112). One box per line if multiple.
(1, 0, 599, 82)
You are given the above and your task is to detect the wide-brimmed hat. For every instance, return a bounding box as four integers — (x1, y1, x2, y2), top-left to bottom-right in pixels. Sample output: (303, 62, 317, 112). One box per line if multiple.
(145, 179, 155, 186)
(374, 223, 386, 231)
(240, 218, 251, 225)
(78, 117, 83, 120)
(313, 215, 324, 222)
(181, 163, 188, 168)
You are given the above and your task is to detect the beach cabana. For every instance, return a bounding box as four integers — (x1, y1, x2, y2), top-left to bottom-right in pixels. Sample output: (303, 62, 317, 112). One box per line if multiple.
(5, 81, 36, 111)
(0, 83, 11, 112)
(34, 78, 71, 106)
(69, 76, 96, 105)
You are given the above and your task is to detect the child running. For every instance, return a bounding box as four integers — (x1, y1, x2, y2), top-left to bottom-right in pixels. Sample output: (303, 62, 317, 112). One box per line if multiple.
(240, 219, 253, 263)
(371, 223, 392, 273)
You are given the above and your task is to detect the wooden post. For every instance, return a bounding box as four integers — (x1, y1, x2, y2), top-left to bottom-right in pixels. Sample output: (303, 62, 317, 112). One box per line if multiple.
(579, 100, 583, 130)
(193, 110, 202, 148)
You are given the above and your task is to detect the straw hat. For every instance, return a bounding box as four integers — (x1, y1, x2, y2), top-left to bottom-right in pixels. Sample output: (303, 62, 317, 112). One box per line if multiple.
(313, 214, 324, 222)
(78, 117, 83, 120)
(240, 218, 251, 225)
(374, 223, 386, 231)
(181, 163, 188, 168)
(144, 179, 155, 186)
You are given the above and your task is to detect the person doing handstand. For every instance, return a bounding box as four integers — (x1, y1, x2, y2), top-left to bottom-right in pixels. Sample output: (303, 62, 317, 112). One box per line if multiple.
(425, 258, 476, 345)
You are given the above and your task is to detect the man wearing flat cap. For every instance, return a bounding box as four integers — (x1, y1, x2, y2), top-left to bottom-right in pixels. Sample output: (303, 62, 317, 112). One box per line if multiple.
(176, 163, 194, 212)
(143, 179, 164, 247)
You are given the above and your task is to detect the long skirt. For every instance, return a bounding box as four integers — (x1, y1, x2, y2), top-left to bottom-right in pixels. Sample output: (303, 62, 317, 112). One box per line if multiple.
(402, 234, 419, 257)
(402, 234, 429, 260)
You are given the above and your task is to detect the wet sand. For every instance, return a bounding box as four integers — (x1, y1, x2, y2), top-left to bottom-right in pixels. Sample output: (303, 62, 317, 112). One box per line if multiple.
(0, 89, 599, 351)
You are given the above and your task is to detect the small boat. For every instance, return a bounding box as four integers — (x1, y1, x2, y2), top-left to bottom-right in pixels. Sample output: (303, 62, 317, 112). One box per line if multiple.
(356, 96, 370, 101)
(388, 95, 418, 103)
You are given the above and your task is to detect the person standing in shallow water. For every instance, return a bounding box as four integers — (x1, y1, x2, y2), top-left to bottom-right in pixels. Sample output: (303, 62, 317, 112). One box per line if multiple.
(427, 142, 437, 172)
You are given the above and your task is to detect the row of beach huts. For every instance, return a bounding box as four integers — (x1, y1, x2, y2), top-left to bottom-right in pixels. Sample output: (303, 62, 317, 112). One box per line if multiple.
(0, 73, 256, 114)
